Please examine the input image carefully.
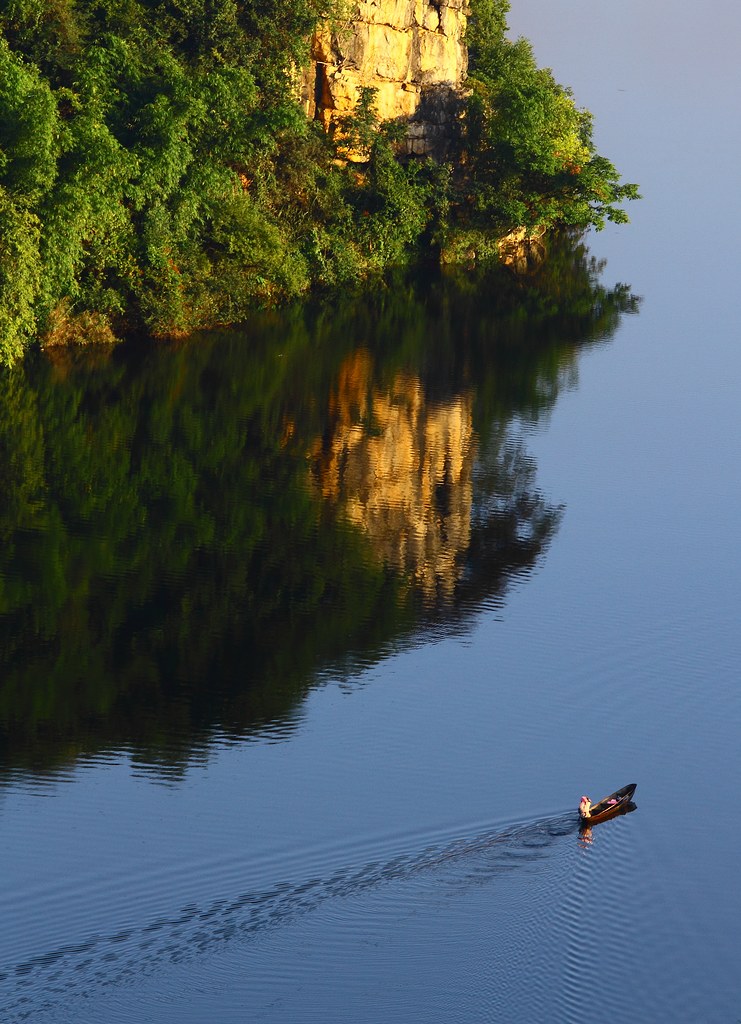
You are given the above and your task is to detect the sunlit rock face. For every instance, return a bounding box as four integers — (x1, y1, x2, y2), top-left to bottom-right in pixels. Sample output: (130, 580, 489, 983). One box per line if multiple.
(300, 0, 469, 158)
(309, 350, 475, 602)
(497, 227, 548, 275)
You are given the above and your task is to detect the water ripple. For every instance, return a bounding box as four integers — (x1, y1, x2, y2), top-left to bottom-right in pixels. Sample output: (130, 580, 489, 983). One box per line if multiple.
(0, 811, 580, 1022)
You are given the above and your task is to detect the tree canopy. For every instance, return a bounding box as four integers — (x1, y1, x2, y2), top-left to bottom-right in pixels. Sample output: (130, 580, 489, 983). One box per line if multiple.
(463, 17, 640, 233)
(0, 0, 639, 365)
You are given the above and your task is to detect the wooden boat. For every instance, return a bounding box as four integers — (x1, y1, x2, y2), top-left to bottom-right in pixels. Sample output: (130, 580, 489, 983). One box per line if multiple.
(579, 783, 637, 825)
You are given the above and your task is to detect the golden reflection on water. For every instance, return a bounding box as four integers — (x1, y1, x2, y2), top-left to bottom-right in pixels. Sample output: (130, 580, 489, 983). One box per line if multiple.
(309, 349, 475, 603)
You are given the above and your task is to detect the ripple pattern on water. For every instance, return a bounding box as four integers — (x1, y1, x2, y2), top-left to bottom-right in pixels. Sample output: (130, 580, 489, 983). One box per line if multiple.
(0, 811, 579, 1022)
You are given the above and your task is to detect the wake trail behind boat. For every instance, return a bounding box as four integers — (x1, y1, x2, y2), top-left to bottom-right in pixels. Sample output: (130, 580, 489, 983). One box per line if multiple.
(0, 810, 578, 1021)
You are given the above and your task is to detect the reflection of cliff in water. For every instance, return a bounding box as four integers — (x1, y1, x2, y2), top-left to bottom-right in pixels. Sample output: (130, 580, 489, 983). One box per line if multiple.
(309, 350, 559, 614)
(0, 240, 639, 774)
(310, 352, 475, 604)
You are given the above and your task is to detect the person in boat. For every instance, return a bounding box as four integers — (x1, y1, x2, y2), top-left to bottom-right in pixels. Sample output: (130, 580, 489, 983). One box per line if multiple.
(580, 793, 622, 819)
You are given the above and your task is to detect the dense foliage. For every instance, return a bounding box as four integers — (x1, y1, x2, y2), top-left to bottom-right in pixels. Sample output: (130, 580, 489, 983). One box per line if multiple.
(462, 0, 639, 243)
(0, 0, 638, 364)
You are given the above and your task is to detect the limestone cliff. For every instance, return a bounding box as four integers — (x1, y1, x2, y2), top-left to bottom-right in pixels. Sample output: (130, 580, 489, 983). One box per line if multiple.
(300, 0, 469, 157)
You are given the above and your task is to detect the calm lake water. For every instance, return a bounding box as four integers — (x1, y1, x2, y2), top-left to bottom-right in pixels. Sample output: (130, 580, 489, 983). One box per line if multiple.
(2, 1, 741, 1021)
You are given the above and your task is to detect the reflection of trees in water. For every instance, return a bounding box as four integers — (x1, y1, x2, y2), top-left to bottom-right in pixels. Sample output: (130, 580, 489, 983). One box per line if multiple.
(465, 425, 562, 607)
(0, 243, 639, 774)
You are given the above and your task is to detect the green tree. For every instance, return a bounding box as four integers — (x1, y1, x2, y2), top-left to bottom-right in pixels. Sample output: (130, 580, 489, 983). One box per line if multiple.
(0, 0, 638, 364)
(0, 37, 60, 362)
(463, 1, 639, 234)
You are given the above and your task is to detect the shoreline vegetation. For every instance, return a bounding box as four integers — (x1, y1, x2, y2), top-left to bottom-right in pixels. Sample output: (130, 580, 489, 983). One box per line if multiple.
(0, 0, 639, 367)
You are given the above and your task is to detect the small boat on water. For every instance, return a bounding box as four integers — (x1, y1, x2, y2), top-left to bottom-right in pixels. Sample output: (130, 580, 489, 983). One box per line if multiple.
(579, 783, 637, 825)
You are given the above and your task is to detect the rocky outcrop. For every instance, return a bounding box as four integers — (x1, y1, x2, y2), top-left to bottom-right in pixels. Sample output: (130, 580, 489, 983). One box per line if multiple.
(497, 226, 548, 274)
(299, 0, 469, 158)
